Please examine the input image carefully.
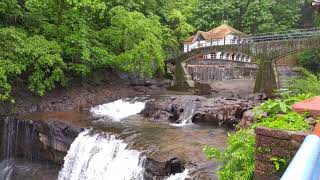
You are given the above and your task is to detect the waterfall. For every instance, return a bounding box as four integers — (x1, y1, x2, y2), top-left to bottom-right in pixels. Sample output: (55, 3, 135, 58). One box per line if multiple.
(171, 103, 196, 127)
(90, 99, 146, 121)
(0, 160, 13, 180)
(1, 117, 36, 160)
(58, 130, 145, 180)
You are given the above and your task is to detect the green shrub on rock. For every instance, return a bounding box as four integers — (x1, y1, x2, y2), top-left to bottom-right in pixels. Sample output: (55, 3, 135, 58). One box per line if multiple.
(253, 112, 309, 131)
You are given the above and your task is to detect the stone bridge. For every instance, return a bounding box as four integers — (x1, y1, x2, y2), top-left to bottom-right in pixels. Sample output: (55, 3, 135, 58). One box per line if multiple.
(167, 28, 320, 96)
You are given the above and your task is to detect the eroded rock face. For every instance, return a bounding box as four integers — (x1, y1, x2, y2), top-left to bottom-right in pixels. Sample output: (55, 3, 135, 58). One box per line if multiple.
(0, 116, 83, 165)
(142, 96, 206, 123)
(143, 95, 262, 127)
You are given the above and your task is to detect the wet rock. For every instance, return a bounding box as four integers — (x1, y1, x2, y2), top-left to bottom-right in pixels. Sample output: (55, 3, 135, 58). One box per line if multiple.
(246, 93, 267, 101)
(165, 157, 184, 175)
(142, 96, 207, 123)
(144, 157, 184, 179)
(0, 116, 83, 165)
(193, 97, 255, 127)
(143, 95, 260, 127)
(238, 110, 256, 129)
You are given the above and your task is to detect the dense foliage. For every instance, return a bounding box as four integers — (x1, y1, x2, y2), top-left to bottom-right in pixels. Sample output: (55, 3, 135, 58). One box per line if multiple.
(253, 112, 309, 131)
(0, 0, 197, 100)
(191, 0, 306, 33)
(288, 69, 320, 95)
(254, 93, 313, 117)
(298, 50, 320, 73)
(204, 129, 256, 180)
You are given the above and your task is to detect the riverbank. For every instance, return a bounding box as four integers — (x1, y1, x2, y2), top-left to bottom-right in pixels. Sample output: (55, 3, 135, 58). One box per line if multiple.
(1, 71, 170, 115)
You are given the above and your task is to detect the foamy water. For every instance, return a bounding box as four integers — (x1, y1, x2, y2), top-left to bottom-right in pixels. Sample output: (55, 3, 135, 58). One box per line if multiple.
(170, 103, 196, 127)
(90, 99, 145, 121)
(58, 130, 145, 180)
(166, 169, 189, 180)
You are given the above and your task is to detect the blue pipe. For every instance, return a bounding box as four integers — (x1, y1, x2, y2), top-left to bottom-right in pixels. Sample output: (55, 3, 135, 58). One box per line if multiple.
(281, 135, 320, 180)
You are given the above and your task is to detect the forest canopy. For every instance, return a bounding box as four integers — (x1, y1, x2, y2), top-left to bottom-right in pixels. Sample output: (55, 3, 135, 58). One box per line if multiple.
(0, 0, 317, 100)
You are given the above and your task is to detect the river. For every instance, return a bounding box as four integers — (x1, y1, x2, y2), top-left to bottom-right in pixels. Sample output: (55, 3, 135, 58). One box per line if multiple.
(0, 98, 229, 180)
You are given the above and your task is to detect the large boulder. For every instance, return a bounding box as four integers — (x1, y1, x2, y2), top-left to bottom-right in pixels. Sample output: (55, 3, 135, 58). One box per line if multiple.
(193, 97, 256, 127)
(238, 110, 257, 129)
(144, 157, 184, 179)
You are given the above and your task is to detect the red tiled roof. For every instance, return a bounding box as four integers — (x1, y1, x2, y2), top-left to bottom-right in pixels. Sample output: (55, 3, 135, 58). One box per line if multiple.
(184, 24, 245, 43)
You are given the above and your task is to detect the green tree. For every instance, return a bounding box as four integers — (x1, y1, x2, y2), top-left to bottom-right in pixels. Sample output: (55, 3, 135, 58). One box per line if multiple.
(298, 50, 320, 73)
(104, 6, 165, 77)
(192, 0, 304, 33)
(24, 36, 67, 96)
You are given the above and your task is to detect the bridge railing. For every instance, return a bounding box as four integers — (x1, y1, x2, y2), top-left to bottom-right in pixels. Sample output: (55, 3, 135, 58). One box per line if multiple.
(172, 27, 320, 60)
(249, 28, 320, 43)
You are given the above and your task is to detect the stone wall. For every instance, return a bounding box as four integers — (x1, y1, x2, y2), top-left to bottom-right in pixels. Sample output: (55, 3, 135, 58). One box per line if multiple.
(186, 59, 300, 86)
(254, 127, 308, 180)
(186, 59, 258, 82)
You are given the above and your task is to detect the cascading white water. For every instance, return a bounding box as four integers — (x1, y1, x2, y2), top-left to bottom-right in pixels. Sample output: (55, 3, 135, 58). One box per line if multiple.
(171, 103, 196, 127)
(166, 169, 189, 180)
(90, 99, 146, 121)
(58, 130, 145, 180)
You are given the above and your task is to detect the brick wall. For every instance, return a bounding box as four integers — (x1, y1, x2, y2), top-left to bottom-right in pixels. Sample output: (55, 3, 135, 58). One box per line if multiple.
(254, 127, 308, 180)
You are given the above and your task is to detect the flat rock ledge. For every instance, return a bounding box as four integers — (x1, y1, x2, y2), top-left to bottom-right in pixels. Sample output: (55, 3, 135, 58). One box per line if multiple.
(142, 94, 263, 127)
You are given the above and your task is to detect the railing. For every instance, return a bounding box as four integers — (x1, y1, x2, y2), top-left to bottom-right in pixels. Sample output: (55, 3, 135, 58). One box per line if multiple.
(249, 28, 320, 43)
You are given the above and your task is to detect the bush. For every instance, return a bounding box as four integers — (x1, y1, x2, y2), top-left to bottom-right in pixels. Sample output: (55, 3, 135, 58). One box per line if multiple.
(253, 93, 313, 117)
(298, 50, 320, 74)
(204, 129, 256, 180)
(287, 69, 320, 95)
(253, 112, 309, 131)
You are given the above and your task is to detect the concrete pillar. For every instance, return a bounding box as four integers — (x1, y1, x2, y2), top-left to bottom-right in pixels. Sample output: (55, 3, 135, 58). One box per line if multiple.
(254, 58, 279, 97)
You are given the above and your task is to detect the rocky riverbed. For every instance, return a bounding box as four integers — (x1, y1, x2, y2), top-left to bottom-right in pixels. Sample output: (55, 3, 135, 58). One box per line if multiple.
(143, 94, 265, 128)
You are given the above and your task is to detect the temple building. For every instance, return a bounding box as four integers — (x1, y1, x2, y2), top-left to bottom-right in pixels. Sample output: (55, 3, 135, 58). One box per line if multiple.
(183, 23, 251, 62)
